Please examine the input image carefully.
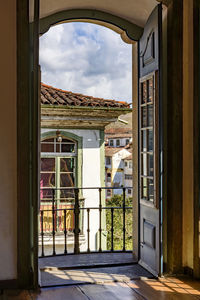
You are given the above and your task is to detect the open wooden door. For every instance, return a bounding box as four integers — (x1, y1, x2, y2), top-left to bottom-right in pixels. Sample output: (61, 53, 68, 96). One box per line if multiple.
(138, 4, 162, 276)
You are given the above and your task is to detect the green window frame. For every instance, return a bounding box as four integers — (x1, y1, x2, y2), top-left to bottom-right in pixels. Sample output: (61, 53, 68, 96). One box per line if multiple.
(40, 131, 83, 205)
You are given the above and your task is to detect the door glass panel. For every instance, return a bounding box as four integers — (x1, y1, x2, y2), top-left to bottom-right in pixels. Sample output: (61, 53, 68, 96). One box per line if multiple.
(41, 157, 55, 172)
(62, 141, 75, 153)
(142, 81, 147, 104)
(148, 179, 154, 202)
(60, 158, 74, 172)
(41, 138, 54, 152)
(147, 104, 153, 126)
(142, 130, 147, 152)
(142, 107, 147, 127)
(147, 78, 153, 103)
(148, 130, 154, 151)
(148, 154, 154, 177)
(60, 173, 75, 187)
(141, 154, 147, 176)
(40, 173, 55, 188)
(141, 177, 148, 200)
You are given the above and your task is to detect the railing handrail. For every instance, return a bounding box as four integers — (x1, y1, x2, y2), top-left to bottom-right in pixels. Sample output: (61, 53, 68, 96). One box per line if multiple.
(40, 186, 133, 190)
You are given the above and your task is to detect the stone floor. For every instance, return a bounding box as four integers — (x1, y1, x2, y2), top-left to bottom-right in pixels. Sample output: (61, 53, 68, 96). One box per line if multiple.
(39, 252, 136, 269)
(2, 276, 200, 300)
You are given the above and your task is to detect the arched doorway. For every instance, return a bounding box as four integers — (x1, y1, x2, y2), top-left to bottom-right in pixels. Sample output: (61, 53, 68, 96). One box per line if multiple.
(27, 0, 164, 287)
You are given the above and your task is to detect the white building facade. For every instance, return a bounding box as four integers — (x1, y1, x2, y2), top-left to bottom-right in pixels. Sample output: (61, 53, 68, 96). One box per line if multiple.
(39, 83, 131, 255)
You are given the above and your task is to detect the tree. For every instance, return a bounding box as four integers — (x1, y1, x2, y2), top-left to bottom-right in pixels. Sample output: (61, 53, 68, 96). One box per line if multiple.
(106, 195, 132, 250)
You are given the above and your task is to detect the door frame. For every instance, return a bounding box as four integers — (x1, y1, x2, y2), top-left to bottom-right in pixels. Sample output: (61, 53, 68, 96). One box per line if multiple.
(16, 3, 169, 289)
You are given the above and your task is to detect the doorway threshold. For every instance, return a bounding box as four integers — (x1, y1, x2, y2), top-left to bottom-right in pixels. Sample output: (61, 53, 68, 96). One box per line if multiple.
(39, 252, 136, 270)
(39, 253, 154, 287)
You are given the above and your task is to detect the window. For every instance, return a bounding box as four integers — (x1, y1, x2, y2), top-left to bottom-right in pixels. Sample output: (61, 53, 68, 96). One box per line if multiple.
(40, 136, 77, 201)
(107, 173, 111, 182)
(129, 161, 132, 169)
(109, 139, 114, 146)
(125, 174, 132, 180)
(140, 75, 156, 204)
(106, 157, 111, 165)
(126, 139, 129, 145)
(116, 139, 120, 147)
(128, 189, 132, 195)
(125, 161, 128, 167)
(107, 189, 112, 197)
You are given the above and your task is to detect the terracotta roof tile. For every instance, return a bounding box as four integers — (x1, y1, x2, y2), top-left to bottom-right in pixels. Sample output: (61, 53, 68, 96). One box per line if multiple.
(41, 83, 130, 108)
(105, 128, 132, 134)
(105, 147, 122, 156)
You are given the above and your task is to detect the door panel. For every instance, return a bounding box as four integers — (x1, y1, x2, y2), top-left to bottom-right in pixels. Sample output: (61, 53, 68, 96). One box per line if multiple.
(139, 4, 162, 276)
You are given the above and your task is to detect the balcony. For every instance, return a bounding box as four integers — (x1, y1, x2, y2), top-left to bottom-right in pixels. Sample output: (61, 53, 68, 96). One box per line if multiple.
(39, 187, 136, 286)
(39, 186, 133, 257)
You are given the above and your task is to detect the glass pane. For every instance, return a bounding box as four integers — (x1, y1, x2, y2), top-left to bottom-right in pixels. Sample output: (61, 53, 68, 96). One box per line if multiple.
(61, 143, 75, 153)
(142, 81, 147, 104)
(60, 189, 75, 199)
(60, 158, 74, 172)
(142, 130, 147, 151)
(40, 173, 55, 187)
(147, 104, 153, 126)
(148, 130, 154, 151)
(40, 188, 54, 200)
(148, 179, 154, 202)
(41, 142, 54, 152)
(141, 154, 147, 176)
(147, 78, 153, 103)
(60, 173, 75, 188)
(41, 158, 55, 172)
(141, 107, 147, 127)
(148, 154, 154, 177)
(141, 177, 147, 200)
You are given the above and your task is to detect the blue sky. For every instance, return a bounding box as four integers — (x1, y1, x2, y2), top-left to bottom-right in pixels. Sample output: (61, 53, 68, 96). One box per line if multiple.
(39, 22, 132, 103)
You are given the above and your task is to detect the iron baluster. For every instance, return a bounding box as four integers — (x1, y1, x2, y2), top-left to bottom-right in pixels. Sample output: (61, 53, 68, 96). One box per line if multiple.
(99, 188, 102, 252)
(52, 189, 56, 255)
(74, 188, 80, 254)
(41, 210, 44, 257)
(123, 187, 126, 251)
(87, 208, 90, 253)
(111, 207, 114, 251)
(64, 209, 67, 254)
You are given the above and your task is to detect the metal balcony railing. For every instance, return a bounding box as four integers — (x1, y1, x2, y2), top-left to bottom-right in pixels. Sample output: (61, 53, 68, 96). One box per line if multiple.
(39, 187, 133, 257)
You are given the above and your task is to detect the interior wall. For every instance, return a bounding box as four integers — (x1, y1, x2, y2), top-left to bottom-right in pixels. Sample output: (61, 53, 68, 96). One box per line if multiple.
(0, 0, 17, 280)
(182, 0, 194, 270)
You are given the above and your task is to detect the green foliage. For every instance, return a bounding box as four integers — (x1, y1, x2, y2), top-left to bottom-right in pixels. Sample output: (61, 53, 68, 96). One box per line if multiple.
(106, 195, 133, 251)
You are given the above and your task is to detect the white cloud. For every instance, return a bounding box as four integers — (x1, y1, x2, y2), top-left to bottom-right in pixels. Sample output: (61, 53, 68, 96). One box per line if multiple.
(39, 22, 132, 102)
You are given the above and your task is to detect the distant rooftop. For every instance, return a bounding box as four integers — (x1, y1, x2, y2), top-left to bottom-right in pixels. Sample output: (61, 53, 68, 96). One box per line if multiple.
(41, 83, 130, 109)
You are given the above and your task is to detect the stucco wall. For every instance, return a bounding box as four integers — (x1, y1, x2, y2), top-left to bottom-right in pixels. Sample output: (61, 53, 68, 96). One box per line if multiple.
(0, 0, 17, 280)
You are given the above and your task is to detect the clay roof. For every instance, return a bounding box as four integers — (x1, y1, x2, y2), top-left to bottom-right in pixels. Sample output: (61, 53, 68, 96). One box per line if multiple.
(41, 83, 130, 109)
(105, 128, 132, 134)
(105, 147, 122, 156)
(106, 133, 132, 139)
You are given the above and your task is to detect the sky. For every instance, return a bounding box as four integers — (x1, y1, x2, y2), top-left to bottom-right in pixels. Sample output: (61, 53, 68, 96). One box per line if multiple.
(39, 22, 132, 103)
